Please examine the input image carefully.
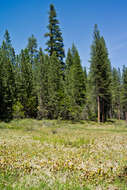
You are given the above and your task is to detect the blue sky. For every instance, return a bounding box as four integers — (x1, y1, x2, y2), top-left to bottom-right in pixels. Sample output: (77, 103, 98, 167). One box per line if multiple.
(0, 0, 127, 70)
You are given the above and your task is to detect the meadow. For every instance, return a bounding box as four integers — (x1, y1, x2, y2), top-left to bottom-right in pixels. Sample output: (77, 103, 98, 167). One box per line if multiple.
(0, 119, 127, 190)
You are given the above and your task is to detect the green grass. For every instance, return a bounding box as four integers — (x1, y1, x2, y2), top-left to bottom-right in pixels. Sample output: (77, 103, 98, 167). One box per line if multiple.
(0, 119, 127, 189)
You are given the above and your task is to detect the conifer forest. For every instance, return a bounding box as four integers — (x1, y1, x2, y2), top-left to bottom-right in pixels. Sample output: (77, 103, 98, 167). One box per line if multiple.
(0, 4, 127, 123)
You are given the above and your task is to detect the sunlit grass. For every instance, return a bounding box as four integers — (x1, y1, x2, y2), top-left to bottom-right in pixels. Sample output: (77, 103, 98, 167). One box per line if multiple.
(0, 119, 127, 189)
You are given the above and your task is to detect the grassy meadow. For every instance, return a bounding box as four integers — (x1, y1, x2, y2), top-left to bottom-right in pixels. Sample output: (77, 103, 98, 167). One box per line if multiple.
(0, 119, 127, 189)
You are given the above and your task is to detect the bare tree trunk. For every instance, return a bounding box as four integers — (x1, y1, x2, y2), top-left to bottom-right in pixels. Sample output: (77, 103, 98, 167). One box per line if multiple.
(108, 105, 112, 119)
(118, 104, 120, 120)
(102, 99, 105, 122)
(98, 96, 100, 123)
(125, 112, 127, 123)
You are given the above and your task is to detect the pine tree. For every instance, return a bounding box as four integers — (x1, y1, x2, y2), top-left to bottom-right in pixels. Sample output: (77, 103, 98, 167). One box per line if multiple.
(35, 48, 49, 119)
(3, 30, 17, 102)
(83, 67, 87, 84)
(0, 31, 15, 120)
(19, 49, 37, 118)
(3, 30, 15, 64)
(71, 45, 86, 106)
(121, 66, 127, 121)
(47, 52, 65, 119)
(45, 4, 65, 69)
(64, 45, 86, 120)
(90, 25, 111, 122)
(84, 70, 97, 120)
(111, 67, 121, 119)
(27, 34, 38, 64)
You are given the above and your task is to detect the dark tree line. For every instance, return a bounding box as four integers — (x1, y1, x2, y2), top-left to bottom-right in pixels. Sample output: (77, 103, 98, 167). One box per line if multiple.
(0, 4, 127, 122)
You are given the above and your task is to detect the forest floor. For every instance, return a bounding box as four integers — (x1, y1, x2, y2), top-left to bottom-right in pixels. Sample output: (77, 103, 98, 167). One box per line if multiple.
(0, 119, 127, 190)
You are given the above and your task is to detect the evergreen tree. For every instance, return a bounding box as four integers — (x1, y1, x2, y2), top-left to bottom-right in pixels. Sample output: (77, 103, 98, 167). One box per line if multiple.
(83, 67, 87, 84)
(3, 30, 17, 103)
(35, 48, 49, 119)
(27, 34, 38, 64)
(64, 48, 75, 119)
(47, 52, 65, 119)
(84, 70, 97, 120)
(19, 49, 37, 118)
(64, 45, 86, 120)
(3, 30, 15, 64)
(121, 66, 127, 121)
(90, 25, 111, 122)
(111, 67, 121, 119)
(12, 54, 25, 119)
(71, 45, 86, 106)
(45, 4, 65, 69)
(27, 34, 37, 55)
(0, 34, 15, 120)
(0, 10, 123, 123)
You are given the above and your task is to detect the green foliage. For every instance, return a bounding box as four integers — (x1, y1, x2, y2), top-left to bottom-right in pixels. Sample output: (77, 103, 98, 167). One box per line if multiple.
(121, 66, 127, 119)
(0, 6, 126, 123)
(0, 32, 15, 121)
(27, 34, 37, 55)
(111, 67, 121, 119)
(45, 4, 65, 67)
(89, 25, 111, 122)
(47, 52, 65, 119)
(64, 45, 86, 120)
(35, 49, 49, 119)
(19, 49, 37, 118)
(12, 101, 25, 119)
(27, 34, 38, 66)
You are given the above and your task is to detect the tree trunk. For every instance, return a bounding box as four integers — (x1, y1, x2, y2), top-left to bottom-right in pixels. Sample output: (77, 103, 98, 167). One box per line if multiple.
(98, 96, 100, 123)
(108, 105, 112, 119)
(125, 112, 127, 123)
(102, 99, 105, 122)
(118, 104, 120, 120)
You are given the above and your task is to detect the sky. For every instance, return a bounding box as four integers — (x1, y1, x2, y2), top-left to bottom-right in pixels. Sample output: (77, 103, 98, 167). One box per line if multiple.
(0, 0, 127, 70)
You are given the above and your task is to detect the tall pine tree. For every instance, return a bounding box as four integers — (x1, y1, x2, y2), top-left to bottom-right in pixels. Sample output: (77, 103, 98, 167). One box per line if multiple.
(0, 31, 15, 120)
(64, 45, 86, 120)
(19, 49, 37, 118)
(90, 25, 111, 122)
(111, 67, 121, 119)
(35, 48, 49, 119)
(121, 66, 127, 121)
(45, 4, 65, 69)
(47, 52, 65, 119)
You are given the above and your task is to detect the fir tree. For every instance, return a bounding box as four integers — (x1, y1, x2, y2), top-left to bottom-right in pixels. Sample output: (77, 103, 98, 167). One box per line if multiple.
(83, 67, 87, 84)
(90, 25, 111, 122)
(35, 48, 49, 119)
(64, 45, 86, 120)
(45, 4, 65, 69)
(111, 67, 121, 119)
(19, 49, 37, 118)
(47, 52, 65, 119)
(3, 30, 15, 64)
(27, 34, 38, 64)
(0, 36, 15, 120)
(121, 66, 127, 121)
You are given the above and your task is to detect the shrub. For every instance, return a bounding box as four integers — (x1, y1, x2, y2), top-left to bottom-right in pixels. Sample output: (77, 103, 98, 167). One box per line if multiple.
(12, 101, 25, 119)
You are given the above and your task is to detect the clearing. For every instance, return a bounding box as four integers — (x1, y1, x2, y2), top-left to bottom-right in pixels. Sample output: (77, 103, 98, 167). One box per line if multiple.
(0, 119, 127, 190)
